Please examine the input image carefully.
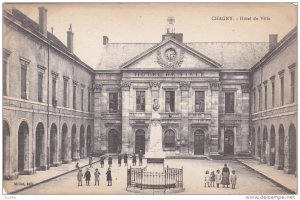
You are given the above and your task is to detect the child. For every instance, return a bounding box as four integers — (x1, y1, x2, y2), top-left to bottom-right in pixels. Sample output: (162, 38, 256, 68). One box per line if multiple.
(84, 168, 91, 186)
(210, 171, 215, 187)
(108, 156, 112, 168)
(77, 169, 83, 186)
(89, 156, 93, 168)
(124, 153, 128, 167)
(204, 170, 210, 188)
(94, 168, 100, 186)
(75, 162, 79, 170)
(118, 154, 122, 167)
(215, 169, 222, 188)
(100, 156, 105, 168)
(132, 154, 137, 166)
(106, 168, 112, 186)
(230, 170, 237, 189)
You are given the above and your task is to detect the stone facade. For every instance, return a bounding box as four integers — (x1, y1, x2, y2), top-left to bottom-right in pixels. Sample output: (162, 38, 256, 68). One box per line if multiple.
(250, 27, 297, 174)
(3, 8, 94, 179)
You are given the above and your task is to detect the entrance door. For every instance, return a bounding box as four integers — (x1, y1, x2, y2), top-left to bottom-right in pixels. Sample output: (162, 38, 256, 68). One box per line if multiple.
(194, 130, 205, 155)
(135, 129, 145, 154)
(108, 129, 120, 153)
(224, 130, 234, 155)
(288, 124, 296, 173)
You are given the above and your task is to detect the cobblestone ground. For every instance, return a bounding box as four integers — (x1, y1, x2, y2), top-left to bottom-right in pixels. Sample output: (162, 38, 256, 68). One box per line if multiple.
(17, 159, 289, 195)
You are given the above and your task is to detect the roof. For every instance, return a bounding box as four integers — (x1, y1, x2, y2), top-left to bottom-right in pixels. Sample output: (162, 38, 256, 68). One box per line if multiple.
(5, 8, 93, 72)
(96, 40, 269, 71)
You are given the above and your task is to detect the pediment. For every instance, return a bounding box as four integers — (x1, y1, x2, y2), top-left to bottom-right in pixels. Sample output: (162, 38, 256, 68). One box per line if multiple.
(121, 38, 221, 70)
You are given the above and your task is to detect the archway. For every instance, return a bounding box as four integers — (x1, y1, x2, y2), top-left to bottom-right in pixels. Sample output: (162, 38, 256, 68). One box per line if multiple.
(71, 125, 77, 160)
(263, 126, 268, 162)
(251, 128, 256, 156)
(270, 125, 276, 166)
(18, 121, 29, 174)
(80, 125, 85, 158)
(257, 127, 261, 158)
(35, 123, 45, 169)
(288, 124, 296, 173)
(61, 124, 68, 163)
(87, 126, 92, 156)
(135, 129, 145, 154)
(278, 124, 285, 169)
(3, 120, 10, 178)
(224, 130, 234, 155)
(194, 129, 205, 155)
(108, 129, 121, 153)
(164, 129, 175, 149)
(50, 123, 57, 166)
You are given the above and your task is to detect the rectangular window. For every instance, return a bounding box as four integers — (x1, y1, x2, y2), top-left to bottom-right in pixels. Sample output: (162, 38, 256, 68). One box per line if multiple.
(109, 93, 118, 113)
(88, 90, 91, 112)
(73, 85, 76, 109)
(291, 71, 295, 103)
(3, 60, 7, 96)
(195, 91, 205, 112)
(225, 92, 234, 113)
(52, 79, 57, 106)
(136, 91, 145, 112)
(21, 64, 27, 99)
(38, 72, 43, 102)
(280, 77, 284, 105)
(81, 88, 84, 111)
(264, 85, 267, 110)
(258, 87, 261, 111)
(63, 80, 68, 107)
(271, 81, 275, 107)
(165, 91, 175, 112)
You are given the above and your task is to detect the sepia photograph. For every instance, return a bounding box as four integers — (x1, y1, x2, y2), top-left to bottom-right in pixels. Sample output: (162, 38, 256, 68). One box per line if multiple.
(1, 2, 298, 198)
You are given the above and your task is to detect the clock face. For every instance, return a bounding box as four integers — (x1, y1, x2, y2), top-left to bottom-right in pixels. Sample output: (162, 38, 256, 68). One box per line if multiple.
(165, 48, 177, 61)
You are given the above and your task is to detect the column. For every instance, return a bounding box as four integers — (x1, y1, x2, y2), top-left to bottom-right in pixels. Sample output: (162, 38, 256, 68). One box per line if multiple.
(220, 126, 224, 153)
(93, 83, 103, 153)
(121, 81, 131, 153)
(209, 82, 220, 155)
(180, 81, 190, 153)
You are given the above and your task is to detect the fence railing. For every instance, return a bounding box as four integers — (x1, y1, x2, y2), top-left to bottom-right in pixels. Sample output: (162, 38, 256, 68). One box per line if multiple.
(127, 165, 183, 191)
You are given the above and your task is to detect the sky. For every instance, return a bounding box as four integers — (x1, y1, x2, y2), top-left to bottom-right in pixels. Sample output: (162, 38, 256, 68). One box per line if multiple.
(4, 3, 297, 68)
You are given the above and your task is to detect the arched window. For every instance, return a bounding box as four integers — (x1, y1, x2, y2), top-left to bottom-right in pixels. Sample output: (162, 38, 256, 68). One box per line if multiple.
(164, 129, 175, 149)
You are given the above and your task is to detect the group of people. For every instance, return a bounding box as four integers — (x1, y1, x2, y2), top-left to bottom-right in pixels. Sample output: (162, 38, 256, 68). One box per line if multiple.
(77, 168, 112, 187)
(204, 164, 237, 189)
(117, 152, 143, 167)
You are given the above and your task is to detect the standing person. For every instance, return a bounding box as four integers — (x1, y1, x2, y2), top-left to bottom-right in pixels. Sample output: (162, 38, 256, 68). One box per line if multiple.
(118, 154, 122, 167)
(94, 168, 100, 186)
(124, 153, 128, 167)
(215, 169, 222, 188)
(77, 169, 83, 186)
(108, 156, 112, 168)
(89, 156, 93, 168)
(204, 170, 210, 188)
(210, 171, 215, 187)
(230, 170, 237, 189)
(100, 156, 105, 168)
(106, 168, 112, 186)
(132, 154, 137, 166)
(138, 150, 143, 166)
(75, 162, 79, 170)
(84, 168, 91, 186)
(221, 164, 230, 188)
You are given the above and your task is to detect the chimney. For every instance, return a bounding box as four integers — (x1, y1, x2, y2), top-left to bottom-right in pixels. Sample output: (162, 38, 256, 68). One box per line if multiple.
(103, 36, 109, 45)
(38, 7, 47, 37)
(269, 34, 278, 51)
(67, 24, 74, 53)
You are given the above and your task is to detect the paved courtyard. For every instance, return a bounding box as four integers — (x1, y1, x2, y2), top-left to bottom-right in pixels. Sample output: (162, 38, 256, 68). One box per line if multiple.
(12, 159, 290, 195)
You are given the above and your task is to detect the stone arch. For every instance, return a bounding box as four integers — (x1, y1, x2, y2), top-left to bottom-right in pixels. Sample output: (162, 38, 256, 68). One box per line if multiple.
(80, 125, 85, 158)
(270, 125, 276, 166)
(61, 123, 68, 163)
(50, 123, 58, 166)
(18, 121, 30, 174)
(194, 129, 205, 155)
(3, 120, 10, 179)
(135, 129, 145, 154)
(164, 129, 176, 149)
(288, 123, 296, 173)
(35, 122, 45, 170)
(86, 125, 92, 156)
(71, 124, 77, 160)
(278, 124, 285, 170)
(262, 126, 268, 163)
(107, 129, 121, 153)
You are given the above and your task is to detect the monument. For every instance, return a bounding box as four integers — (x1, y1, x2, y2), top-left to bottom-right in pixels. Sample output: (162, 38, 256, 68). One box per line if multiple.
(145, 99, 165, 172)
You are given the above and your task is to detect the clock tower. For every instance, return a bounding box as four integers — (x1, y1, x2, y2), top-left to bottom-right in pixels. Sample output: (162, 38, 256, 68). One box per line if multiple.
(162, 16, 183, 42)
